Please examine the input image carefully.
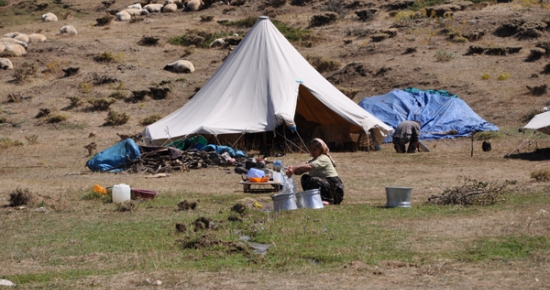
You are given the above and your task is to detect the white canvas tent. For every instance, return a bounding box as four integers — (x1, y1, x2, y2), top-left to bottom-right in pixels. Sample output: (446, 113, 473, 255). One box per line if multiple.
(143, 16, 393, 146)
(523, 111, 550, 135)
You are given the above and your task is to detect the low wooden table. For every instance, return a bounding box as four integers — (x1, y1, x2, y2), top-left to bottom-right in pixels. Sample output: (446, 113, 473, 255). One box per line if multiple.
(240, 181, 283, 193)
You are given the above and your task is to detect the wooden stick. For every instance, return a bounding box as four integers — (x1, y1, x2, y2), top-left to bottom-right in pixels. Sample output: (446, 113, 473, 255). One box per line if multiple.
(470, 131, 475, 157)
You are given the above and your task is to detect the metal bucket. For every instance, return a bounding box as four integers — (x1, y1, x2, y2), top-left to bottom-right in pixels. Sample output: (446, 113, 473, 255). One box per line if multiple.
(271, 192, 297, 212)
(385, 186, 412, 208)
(296, 189, 324, 209)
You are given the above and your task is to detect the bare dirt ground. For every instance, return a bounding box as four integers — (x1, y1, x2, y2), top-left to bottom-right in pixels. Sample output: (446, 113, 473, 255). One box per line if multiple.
(1, 0, 550, 288)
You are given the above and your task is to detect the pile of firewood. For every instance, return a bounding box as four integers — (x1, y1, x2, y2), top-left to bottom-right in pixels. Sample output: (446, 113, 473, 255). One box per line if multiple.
(427, 178, 513, 206)
(124, 149, 242, 174)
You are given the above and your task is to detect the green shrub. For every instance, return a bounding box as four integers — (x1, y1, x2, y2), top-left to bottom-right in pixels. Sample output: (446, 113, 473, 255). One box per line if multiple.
(481, 73, 490, 80)
(140, 114, 163, 125)
(104, 110, 129, 126)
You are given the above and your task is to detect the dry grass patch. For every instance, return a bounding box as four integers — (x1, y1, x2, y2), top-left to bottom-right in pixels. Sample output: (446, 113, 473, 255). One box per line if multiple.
(435, 49, 455, 62)
(530, 170, 550, 182)
(95, 14, 114, 27)
(88, 98, 116, 111)
(140, 114, 162, 125)
(94, 51, 124, 63)
(66, 96, 84, 109)
(47, 113, 69, 123)
(307, 55, 341, 73)
(13, 62, 37, 83)
(104, 110, 129, 126)
(0, 137, 25, 149)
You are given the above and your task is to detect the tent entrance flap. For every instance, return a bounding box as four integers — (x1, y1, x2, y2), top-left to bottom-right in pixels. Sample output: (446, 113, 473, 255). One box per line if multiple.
(295, 85, 362, 133)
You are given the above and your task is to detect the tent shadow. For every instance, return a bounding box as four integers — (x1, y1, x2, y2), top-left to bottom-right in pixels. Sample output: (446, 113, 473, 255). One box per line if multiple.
(505, 148, 550, 161)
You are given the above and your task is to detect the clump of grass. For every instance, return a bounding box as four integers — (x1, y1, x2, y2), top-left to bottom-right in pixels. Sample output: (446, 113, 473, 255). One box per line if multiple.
(88, 98, 117, 111)
(79, 82, 92, 94)
(323, 0, 347, 18)
(481, 73, 490, 80)
(94, 51, 124, 63)
(13, 62, 37, 83)
(66, 96, 84, 108)
(265, 0, 287, 7)
(115, 200, 136, 211)
(337, 87, 361, 99)
(393, 11, 416, 27)
(452, 36, 468, 43)
(169, 30, 232, 48)
(140, 114, 163, 125)
(47, 113, 69, 123)
(0, 0, 9, 7)
(200, 15, 214, 22)
(435, 49, 455, 62)
(104, 110, 129, 126)
(531, 170, 550, 182)
(9, 187, 33, 207)
(25, 134, 39, 145)
(109, 91, 127, 100)
(96, 14, 114, 27)
(306, 55, 341, 73)
(497, 73, 511, 81)
(221, 16, 257, 28)
(309, 12, 338, 27)
(0, 137, 25, 149)
(473, 131, 502, 141)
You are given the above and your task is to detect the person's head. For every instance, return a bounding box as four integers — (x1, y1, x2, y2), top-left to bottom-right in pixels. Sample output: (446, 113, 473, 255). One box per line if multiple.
(308, 138, 329, 158)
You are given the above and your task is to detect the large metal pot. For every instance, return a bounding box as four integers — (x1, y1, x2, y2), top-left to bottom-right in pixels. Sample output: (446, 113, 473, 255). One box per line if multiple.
(385, 186, 412, 208)
(296, 189, 324, 209)
(271, 192, 297, 212)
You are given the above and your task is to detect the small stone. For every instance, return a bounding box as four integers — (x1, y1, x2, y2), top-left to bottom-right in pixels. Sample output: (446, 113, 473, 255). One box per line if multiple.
(0, 279, 15, 286)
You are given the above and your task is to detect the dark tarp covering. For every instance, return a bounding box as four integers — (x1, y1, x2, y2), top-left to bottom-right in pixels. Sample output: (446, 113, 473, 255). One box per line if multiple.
(358, 88, 498, 142)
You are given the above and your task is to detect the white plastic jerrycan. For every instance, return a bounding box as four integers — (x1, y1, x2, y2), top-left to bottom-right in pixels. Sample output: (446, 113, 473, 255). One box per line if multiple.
(112, 183, 131, 203)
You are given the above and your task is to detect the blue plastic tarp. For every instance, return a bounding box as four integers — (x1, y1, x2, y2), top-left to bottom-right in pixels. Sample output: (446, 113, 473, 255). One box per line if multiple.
(86, 139, 141, 172)
(358, 88, 498, 142)
(200, 144, 247, 158)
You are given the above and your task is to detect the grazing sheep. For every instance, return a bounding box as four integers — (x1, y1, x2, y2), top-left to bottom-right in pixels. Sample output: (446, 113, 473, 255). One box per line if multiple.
(42, 12, 58, 22)
(60, 25, 78, 36)
(3, 44, 27, 57)
(0, 38, 28, 49)
(164, 60, 195, 73)
(0, 58, 13, 70)
(28, 33, 47, 43)
(144, 3, 164, 12)
(127, 3, 142, 9)
(13, 34, 29, 44)
(124, 8, 150, 16)
(186, 0, 203, 11)
(162, 3, 178, 12)
(116, 10, 132, 21)
(209, 38, 226, 48)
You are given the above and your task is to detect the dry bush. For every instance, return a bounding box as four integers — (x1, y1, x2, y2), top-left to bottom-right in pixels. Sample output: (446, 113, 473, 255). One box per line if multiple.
(182, 45, 196, 57)
(140, 114, 163, 125)
(355, 9, 375, 21)
(115, 200, 136, 211)
(129, 16, 144, 24)
(47, 114, 69, 123)
(531, 170, 550, 182)
(149, 87, 171, 100)
(9, 188, 33, 207)
(323, 0, 347, 18)
(109, 91, 127, 100)
(13, 62, 37, 83)
(0, 137, 25, 149)
(88, 98, 117, 111)
(435, 49, 455, 62)
(310, 12, 338, 27)
(104, 110, 130, 126)
(526, 85, 547, 96)
(66, 96, 84, 108)
(526, 48, 545, 62)
(94, 51, 124, 63)
(337, 87, 361, 99)
(542, 63, 550, 74)
(231, 0, 246, 6)
(200, 15, 214, 22)
(138, 36, 160, 46)
(25, 134, 39, 145)
(427, 178, 512, 206)
(307, 55, 341, 73)
(6, 92, 32, 103)
(91, 73, 119, 86)
(126, 90, 149, 103)
(265, 0, 287, 8)
(96, 14, 114, 26)
(35, 108, 51, 118)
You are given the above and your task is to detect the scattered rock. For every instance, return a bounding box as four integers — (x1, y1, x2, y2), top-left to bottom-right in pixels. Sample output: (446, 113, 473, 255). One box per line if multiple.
(403, 47, 417, 54)
(178, 199, 198, 211)
(192, 217, 216, 231)
(0, 279, 15, 287)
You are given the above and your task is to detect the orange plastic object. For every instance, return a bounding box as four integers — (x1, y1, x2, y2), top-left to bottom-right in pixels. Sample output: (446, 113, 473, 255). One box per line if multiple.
(249, 177, 269, 183)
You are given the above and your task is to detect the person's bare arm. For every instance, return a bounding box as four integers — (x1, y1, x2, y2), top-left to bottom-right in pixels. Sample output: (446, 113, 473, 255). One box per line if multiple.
(286, 164, 313, 177)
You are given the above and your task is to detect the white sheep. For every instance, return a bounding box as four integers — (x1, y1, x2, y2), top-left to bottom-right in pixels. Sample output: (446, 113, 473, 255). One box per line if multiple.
(60, 25, 78, 36)
(115, 10, 132, 21)
(28, 33, 47, 43)
(3, 32, 21, 38)
(144, 3, 163, 12)
(165, 0, 183, 5)
(0, 58, 13, 70)
(124, 8, 150, 16)
(186, 0, 203, 11)
(3, 44, 27, 57)
(127, 3, 142, 9)
(42, 12, 58, 22)
(209, 38, 226, 48)
(0, 38, 28, 49)
(13, 34, 29, 44)
(164, 60, 195, 73)
(162, 3, 178, 12)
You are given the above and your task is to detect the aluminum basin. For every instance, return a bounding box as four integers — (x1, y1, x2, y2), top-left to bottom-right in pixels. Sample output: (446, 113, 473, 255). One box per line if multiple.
(271, 192, 297, 212)
(296, 189, 324, 209)
(385, 186, 412, 208)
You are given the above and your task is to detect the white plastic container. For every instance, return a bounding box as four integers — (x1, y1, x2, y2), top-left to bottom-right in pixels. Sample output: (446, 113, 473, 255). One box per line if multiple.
(112, 183, 131, 203)
(273, 172, 282, 184)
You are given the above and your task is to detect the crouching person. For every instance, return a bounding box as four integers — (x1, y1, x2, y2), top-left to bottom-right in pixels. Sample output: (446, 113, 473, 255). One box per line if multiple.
(392, 120, 421, 153)
(285, 138, 344, 205)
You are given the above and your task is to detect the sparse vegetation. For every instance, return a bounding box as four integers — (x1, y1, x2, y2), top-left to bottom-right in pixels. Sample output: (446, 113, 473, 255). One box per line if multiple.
(88, 98, 117, 111)
(523, 109, 542, 122)
(435, 49, 455, 62)
(0, 0, 9, 7)
(13, 62, 37, 83)
(9, 187, 33, 207)
(140, 114, 163, 125)
(393, 11, 416, 27)
(531, 170, 550, 182)
(169, 31, 233, 48)
(0, 137, 25, 149)
(265, 0, 287, 8)
(94, 51, 124, 63)
(66, 96, 84, 108)
(497, 73, 511, 81)
(323, 0, 347, 18)
(104, 110, 129, 126)
(79, 82, 93, 94)
(200, 15, 214, 22)
(481, 73, 490, 80)
(138, 36, 159, 46)
(24, 134, 39, 145)
(307, 55, 341, 73)
(95, 14, 114, 27)
(109, 91, 127, 100)
(47, 113, 69, 123)
(310, 12, 338, 27)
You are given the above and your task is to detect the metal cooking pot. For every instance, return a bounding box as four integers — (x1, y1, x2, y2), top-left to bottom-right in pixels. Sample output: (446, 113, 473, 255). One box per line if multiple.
(271, 192, 297, 212)
(296, 189, 324, 209)
(385, 186, 412, 208)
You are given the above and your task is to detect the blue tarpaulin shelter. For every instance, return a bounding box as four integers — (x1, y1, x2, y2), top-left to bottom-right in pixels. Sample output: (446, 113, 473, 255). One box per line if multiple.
(86, 139, 141, 172)
(358, 88, 498, 142)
